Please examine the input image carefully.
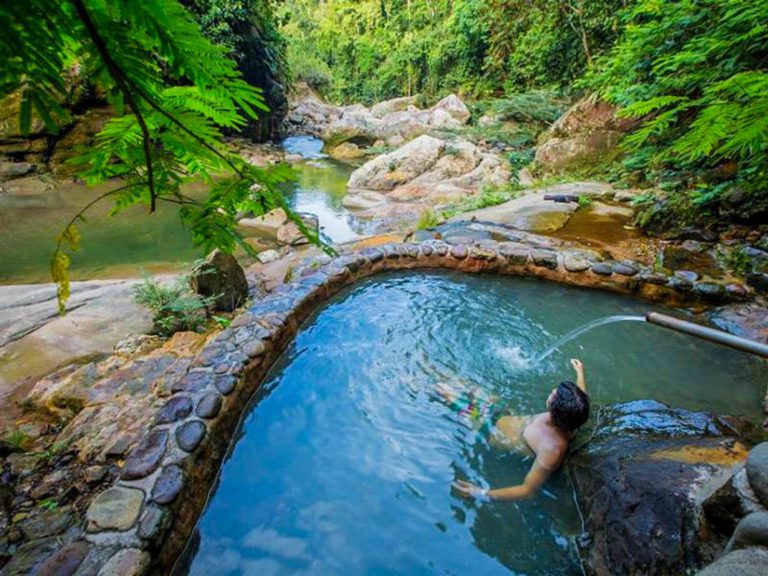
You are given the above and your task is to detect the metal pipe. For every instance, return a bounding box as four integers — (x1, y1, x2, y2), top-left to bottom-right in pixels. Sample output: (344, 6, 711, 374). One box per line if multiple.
(645, 312, 768, 359)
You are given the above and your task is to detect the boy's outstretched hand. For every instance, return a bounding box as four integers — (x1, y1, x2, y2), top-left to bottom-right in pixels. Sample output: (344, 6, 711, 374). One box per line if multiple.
(570, 358, 584, 373)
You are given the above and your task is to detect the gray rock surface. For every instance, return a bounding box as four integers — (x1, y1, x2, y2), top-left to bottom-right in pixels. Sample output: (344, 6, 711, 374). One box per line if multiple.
(697, 547, 768, 576)
(746, 443, 768, 507)
(190, 250, 248, 313)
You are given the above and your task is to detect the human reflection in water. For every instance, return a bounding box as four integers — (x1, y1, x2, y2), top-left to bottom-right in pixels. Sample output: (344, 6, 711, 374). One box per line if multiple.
(437, 359, 590, 501)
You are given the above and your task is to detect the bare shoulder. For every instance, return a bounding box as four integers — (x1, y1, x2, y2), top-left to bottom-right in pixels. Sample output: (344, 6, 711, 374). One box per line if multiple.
(536, 438, 567, 470)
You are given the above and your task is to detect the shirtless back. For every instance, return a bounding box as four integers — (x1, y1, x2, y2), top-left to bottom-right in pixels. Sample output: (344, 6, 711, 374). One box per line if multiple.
(453, 358, 589, 501)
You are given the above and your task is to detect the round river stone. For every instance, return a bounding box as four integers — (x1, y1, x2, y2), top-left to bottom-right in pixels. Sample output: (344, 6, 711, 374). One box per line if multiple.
(746, 442, 768, 507)
(196, 393, 222, 419)
(176, 420, 206, 453)
(37, 541, 90, 576)
(591, 262, 613, 276)
(613, 263, 639, 276)
(121, 430, 168, 480)
(98, 548, 150, 576)
(727, 511, 768, 552)
(152, 465, 184, 505)
(155, 395, 193, 425)
(86, 486, 144, 532)
(450, 245, 468, 259)
(214, 374, 237, 395)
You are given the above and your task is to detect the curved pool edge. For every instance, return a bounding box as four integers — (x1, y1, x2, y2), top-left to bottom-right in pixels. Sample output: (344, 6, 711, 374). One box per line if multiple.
(76, 239, 756, 574)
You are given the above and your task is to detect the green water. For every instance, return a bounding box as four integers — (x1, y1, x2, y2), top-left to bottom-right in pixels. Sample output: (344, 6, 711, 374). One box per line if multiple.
(0, 136, 359, 284)
(178, 272, 766, 576)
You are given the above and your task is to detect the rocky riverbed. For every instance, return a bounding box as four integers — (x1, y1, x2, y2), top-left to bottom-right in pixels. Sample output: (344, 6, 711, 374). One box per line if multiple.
(0, 90, 767, 575)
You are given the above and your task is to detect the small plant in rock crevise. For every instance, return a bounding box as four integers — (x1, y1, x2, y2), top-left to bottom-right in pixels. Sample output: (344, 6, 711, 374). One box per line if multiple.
(717, 245, 751, 276)
(416, 209, 442, 231)
(133, 272, 218, 337)
(211, 315, 232, 329)
(3, 429, 30, 452)
(577, 195, 592, 209)
(37, 498, 59, 510)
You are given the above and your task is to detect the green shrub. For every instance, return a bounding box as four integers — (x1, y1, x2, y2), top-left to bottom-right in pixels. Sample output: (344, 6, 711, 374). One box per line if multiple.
(416, 209, 441, 230)
(133, 274, 217, 337)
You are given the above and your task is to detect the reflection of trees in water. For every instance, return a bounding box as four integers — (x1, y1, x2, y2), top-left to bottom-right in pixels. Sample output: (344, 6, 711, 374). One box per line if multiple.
(461, 445, 583, 575)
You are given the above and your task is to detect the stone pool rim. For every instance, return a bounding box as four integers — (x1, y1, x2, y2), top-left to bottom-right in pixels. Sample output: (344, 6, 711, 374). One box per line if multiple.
(69, 237, 756, 575)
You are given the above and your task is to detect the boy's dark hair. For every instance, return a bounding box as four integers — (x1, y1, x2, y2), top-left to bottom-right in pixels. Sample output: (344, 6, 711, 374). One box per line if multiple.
(550, 381, 590, 433)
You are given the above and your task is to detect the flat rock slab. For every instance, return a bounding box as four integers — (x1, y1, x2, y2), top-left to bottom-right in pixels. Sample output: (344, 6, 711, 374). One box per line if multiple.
(0, 279, 152, 426)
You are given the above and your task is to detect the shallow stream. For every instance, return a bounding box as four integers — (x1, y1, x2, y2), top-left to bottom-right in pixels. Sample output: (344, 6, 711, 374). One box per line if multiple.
(178, 272, 766, 576)
(0, 137, 358, 284)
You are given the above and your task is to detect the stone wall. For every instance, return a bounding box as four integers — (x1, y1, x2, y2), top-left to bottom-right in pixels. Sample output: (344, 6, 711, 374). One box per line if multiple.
(14, 236, 759, 575)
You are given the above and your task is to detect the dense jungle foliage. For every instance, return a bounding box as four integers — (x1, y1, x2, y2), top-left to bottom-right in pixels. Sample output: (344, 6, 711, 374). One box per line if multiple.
(282, 0, 767, 228)
(0, 0, 312, 311)
(1, 0, 766, 305)
(278, 0, 631, 103)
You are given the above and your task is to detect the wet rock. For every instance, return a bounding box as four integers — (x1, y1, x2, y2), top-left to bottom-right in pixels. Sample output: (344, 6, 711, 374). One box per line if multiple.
(450, 245, 468, 260)
(97, 548, 150, 576)
(0, 537, 61, 576)
(639, 271, 669, 286)
(196, 393, 222, 419)
(176, 421, 206, 453)
(726, 512, 768, 552)
(695, 283, 725, 301)
(591, 262, 613, 276)
(531, 249, 558, 269)
(564, 253, 591, 272)
(675, 269, 701, 283)
(570, 400, 755, 576)
(725, 283, 749, 300)
(121, 429, 168, 480)
(155, 396, 193, 425)
(18, 506, 73, 539)
(152, 465, 184, 505)
(697, 547, 768, 576)
(36, 540, 90, 576)
(138, 503, 170, 542)
(190, 249, 248, 313)
(613, 262, 639, 276)
(214, 374, 237, 395)
(86, 486, 144, 532)
(702, 467, 765, 537)
(746, 443, 768, 507)
(670, 275, 694, 292)
(709, 303, 767, 344)
(243, 338, 266, 358)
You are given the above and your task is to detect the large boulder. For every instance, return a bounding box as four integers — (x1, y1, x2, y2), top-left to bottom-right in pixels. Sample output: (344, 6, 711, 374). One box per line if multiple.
(348, 135, 446, 192)
(431, 93, 471, 124)
(370, 95, 419, 118)
(190, 249, 248, 312)
(535, 95, 639, 173)
(697, 547, 768, 576)
(569, 400, 757, 576)
(746, 443, 768, 507)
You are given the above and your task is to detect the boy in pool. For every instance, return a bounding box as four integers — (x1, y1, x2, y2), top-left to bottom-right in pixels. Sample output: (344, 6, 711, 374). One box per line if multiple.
(440, 358, 589, 501)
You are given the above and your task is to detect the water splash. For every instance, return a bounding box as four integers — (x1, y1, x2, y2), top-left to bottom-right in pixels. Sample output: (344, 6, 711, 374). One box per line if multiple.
(496, 345, 532, 371)
(535, 315, 646, 364)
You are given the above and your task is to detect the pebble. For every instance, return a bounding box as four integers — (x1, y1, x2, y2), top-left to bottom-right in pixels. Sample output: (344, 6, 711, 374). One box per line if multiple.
(138, 504, 170, 541)
(725, 283, 749, 299)
(613, 263, 639, 276)
(36, 541, 90, 576)
(196, 393, 223, 419)
(214, 374, 237, 395)
(694, 283, 725, 300)
(176, 421, 206, 453)
(639, 272, 669, 286)
(564, 254, 591, 272)
(152, 465, 184, 505)
(155, 395, 193, 425)
(669, 276, 693, 292)
(97, 548, 150, 576)
(450, 245, 468, 259)
(86, 486, 144, 532)
(591, 263, 613, 276)
(674, 270, 700, 283)
(242, 340, 266, 358)
(531, 249, 558, 270)
(121, 429, 168, 480)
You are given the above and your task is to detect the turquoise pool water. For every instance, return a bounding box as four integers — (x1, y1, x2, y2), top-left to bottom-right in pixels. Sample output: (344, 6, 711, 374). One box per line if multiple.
(178, 272, 766, 576)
